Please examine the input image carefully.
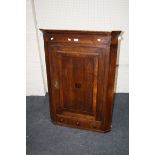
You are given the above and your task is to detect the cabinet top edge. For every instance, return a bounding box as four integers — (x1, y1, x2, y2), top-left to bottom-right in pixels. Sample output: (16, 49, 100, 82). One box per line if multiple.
(40, 29, 121, 36)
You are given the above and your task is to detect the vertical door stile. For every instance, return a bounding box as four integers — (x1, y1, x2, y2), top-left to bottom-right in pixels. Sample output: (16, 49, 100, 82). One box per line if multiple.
(57, 51, 64, 113)
(92, 56, 98, 118)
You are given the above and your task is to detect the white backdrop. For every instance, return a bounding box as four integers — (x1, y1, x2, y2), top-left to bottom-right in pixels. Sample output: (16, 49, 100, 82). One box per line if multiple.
(26, 0, 129, 95)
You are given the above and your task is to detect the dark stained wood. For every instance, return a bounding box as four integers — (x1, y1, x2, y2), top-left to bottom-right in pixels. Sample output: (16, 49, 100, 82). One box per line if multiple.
(41, 29, 121, 133)
(40, 29, 117, 35)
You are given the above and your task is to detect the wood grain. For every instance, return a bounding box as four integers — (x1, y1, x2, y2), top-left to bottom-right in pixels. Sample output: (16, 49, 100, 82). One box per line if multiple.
(41, 29, 121, 132)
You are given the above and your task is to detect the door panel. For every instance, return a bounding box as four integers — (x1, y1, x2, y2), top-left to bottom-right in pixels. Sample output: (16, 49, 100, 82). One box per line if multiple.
(49, 46, 100, 121)
(61, 56, 95, 115)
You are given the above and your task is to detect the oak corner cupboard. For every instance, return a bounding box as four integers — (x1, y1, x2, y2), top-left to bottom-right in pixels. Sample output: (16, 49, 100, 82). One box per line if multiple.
(40, 29, 121, 133)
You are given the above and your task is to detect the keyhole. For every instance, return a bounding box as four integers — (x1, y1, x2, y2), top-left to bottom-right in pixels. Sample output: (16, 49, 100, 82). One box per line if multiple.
(75, 83, 81, 88)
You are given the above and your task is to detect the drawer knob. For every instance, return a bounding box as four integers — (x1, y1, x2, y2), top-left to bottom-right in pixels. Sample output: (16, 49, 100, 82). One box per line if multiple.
(60, 118, 64, 122)
(76, 121, 80, 126)
(74, 38, 79, 42)
(92, 124, 96, 128)
(50, 37, 54, 40)
(97, 38, 101, 42)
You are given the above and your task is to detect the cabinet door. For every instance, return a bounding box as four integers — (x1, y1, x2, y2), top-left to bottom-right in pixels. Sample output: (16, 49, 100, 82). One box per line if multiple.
(48, 46, 104, 130)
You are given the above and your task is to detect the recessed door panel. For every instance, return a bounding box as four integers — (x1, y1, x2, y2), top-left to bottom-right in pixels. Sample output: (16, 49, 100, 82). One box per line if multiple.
(61, 56, 95, 115)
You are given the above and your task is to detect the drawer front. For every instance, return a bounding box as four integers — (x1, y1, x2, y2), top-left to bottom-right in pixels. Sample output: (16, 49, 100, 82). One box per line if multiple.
(45, 33, 111, 45)
(56, 114, 102, 131)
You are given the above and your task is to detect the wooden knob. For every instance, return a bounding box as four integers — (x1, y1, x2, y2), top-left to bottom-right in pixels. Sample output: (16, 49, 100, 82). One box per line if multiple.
(92, 124, 96, 128)
(76, 121, 80, 126)
(60, 118, 63, 122)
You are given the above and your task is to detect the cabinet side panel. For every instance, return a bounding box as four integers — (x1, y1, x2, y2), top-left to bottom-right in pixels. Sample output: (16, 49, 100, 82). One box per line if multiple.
(101, 46, 111, 131)
(96, 48, 106, 121)
(105, 37, 119, 130)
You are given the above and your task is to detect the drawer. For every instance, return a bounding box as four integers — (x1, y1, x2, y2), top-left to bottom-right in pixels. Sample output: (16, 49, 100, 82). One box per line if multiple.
(56, 114, 102, 131)
(45, 33, 111, 45)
